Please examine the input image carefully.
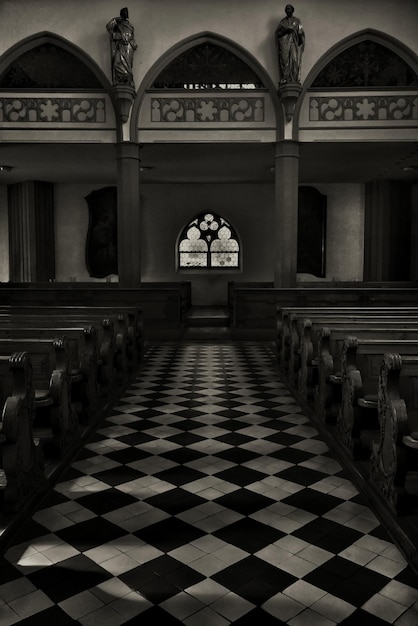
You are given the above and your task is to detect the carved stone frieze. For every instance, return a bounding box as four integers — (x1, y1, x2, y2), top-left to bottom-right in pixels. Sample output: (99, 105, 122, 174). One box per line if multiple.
(150, 96, 265, 123)
(0, 97, 106, 123)
(309, 95, 418, 122)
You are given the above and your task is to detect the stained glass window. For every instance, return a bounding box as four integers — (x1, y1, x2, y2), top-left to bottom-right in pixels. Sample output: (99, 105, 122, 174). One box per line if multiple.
(178, 213, 240, 269)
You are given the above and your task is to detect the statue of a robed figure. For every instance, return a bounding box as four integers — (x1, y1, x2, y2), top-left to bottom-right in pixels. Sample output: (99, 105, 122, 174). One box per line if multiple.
(275, 4, 305, 84)
(106, 7, 137, 88)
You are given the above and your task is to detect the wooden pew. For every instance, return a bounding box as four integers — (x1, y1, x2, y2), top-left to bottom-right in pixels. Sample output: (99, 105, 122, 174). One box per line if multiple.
(0, 337, 78, 458)
(336, 337, 418, 460)
(2, 305, 141, 383)
(294, 316, 418, 403)
(0, 325, 101, 422)
(4, 304, 142, 373)
(228, 281, 274, 320)
(370, 352, 418, 514)
(313, 323, 418, 424)
(142, 281, 192, 322)
(277, 306, 418, 374)
(0, 351, 44, 513)
(0, 310, 117, 399)
(0, 286, 182, 339)
(231, 286, 418, 339)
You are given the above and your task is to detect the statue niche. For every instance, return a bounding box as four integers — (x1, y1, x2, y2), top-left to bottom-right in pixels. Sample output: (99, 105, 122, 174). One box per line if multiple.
(85, 186, 118, 278)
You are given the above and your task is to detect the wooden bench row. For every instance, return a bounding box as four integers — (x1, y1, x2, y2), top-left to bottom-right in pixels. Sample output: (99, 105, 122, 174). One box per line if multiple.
(229, 284, 418, 339)
(0, 283, 190, 339)
(275, 305, 418, 518)
(0, 303, 143, 514)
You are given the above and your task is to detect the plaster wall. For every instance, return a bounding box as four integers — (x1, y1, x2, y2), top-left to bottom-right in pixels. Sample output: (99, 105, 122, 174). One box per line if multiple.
(0, 1, 416, 93)
(0, 186, 9, 282)
(298, 183, 364, 282)
(141, 182, 274, 305)
(54, 183, 114, 282)
(51, 180, 364, 302)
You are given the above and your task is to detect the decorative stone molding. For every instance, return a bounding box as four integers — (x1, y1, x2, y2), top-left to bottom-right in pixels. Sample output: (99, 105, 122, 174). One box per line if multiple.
(309, 94, 418, 122)
(0, 96, 106, 123)
(150, 96, 264, 123)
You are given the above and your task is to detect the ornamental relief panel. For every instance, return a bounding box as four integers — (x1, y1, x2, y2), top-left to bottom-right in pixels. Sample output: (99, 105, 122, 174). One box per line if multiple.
(150, 96, 265, 124)
(0, 96, 107, 124)
(309, 94, 418, 122)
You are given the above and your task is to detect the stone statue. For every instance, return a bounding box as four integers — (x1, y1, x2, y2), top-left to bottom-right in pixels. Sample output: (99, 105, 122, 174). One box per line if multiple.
(275, 4, 305, 84)
(106, 7, 137, 89)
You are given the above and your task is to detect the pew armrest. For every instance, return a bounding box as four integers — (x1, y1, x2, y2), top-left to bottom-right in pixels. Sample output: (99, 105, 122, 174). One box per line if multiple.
(402, 433, 418, 449)
(358, 395, 378, 409)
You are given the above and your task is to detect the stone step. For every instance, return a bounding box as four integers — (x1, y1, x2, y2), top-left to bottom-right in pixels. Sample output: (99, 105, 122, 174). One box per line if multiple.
(185, 306, 230, 328)
(182, 326, 231, 340)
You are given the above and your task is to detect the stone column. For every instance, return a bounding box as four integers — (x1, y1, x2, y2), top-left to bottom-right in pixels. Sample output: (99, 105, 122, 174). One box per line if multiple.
(115, 141, 141, 287)
(274, 141, 300, 287)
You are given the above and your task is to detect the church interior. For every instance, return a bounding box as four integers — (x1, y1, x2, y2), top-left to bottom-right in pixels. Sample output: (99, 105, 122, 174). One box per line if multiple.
(0, 1, 418, 624)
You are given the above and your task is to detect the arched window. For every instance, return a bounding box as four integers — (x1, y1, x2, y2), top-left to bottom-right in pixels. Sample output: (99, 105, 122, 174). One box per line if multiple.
(152, 42, 263, 90)
(0, 43, 102, 88)
(178, 212, 240, 269)
(312, 40, 417, 88)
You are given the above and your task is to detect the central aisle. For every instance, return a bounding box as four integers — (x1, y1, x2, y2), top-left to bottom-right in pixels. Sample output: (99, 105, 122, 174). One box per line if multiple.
(1, 342, 418, 625)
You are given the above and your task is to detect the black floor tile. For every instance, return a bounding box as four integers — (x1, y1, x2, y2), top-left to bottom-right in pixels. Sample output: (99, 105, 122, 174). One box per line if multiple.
(28, 554, 112, 602)
(275, 465, 329, 485)
(160, 447, 206, 464)
(215, 466, 269, 487)
(55, 517, 128, 551)
(76, 488, 138, 514)
(213, 518, 284, 552)
(153, 466, 206, 486)
(123, 606, 185, 625)
(340, 610, 393, 625)
(233, 607, 287, 625)
(214, 447, 259, 464)
(0, 557, 23, 584)
(16, 605, 80, 625)
(144, 487, 206, 515)
(270, 447, 315, 463)
(90, 465, 146, 486)
(281, 488, 345, 516)
(214, 488, 276, 515)
(134, 517, 205, 551)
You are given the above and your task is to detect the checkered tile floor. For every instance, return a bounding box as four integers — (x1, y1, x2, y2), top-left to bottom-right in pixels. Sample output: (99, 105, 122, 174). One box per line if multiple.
(1, 342, 418, 625)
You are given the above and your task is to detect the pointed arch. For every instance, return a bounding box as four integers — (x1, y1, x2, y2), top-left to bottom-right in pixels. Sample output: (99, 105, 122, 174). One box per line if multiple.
(293, 29, 418, 135)
(176, 210, 241, 270)
(0, 31, 113, 91)
(131, 31, 283, 140)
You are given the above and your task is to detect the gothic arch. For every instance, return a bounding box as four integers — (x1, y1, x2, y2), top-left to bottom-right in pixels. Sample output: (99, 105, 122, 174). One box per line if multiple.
(131, 31, 283, 140)
(0, 31, 113, 92)
(293, 29, 418, 136)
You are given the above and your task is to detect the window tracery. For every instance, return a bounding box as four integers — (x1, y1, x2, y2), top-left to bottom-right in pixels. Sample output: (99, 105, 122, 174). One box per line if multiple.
(152, 43, 263, 90)
(178, 213, 240, 269)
